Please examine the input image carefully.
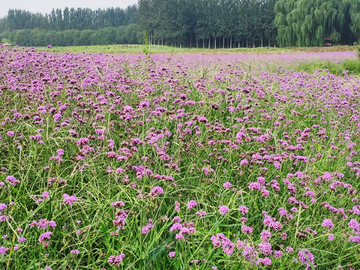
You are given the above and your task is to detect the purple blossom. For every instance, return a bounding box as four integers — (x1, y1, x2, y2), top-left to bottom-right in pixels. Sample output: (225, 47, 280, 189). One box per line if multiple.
(298, 249, 316, 270)
(168, 251, 176, 257)
(187, 200, 198, 210)
(322, 219, 334, 229)
(63, 194, 78, 205)
(108, 253, 125, 266)
(219, 206, 229, 215)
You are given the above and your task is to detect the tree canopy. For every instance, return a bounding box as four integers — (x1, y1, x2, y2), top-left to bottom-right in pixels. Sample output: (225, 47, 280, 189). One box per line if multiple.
(1, 0, 360, 47)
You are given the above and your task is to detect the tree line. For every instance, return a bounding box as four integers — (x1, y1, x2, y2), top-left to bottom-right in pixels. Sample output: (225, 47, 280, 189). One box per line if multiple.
(0, 6, 137, 31)
(1, 25, 142, 47)
(1, 0, 360, 48)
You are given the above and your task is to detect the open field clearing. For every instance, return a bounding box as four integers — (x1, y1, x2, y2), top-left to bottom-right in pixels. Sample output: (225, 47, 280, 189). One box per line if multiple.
(0, 48, 360, 269)
(33, 44, 357, 54)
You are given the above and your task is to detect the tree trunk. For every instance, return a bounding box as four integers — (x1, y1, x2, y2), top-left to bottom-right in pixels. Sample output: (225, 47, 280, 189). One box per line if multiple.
(223, 36, 225, 48)
(208, 37, 211, 49)
(261, 34, 263, 47)
(230, 36, 232, 49)
(214, 37, 216, 49)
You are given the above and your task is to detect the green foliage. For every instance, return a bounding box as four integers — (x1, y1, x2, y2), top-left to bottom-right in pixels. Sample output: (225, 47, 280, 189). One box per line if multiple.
(137, 0, 278, 48)
(143, 30, 150, 55)
(274, 0, 359, 47)
(295, 58, 360, 75)
(1, 25, 143, 47)
(0, 6, 137, 32)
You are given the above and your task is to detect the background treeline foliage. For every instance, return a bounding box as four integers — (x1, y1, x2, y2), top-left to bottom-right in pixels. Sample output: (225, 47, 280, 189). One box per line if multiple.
(274, 0, 360, 47)
(3, 25, 142, 47)
(0, 6, 137, 31)
(137, 0, 278, 48)
(1, 0, 360, 47)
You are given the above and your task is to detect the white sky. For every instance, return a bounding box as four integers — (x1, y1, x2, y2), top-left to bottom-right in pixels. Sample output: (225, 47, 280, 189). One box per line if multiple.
(0, 0, 138, 18)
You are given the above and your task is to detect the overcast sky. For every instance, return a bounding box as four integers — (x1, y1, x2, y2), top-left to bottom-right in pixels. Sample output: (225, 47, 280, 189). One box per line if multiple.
(0, 0, 138, 18)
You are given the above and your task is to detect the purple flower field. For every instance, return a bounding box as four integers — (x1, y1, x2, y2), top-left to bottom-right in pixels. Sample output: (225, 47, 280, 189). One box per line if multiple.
(0, 48, 360, 269)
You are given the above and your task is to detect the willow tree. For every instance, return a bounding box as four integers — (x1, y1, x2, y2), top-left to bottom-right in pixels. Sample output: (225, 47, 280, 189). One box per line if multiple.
(275, 0, 358, 47)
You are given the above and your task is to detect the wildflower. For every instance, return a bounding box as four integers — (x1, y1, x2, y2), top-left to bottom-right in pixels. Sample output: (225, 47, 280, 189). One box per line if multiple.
(257, 257, 272, 266)
(71, 249, 79, 254)
(6, 176, 20, 187)
(168, 251, 176, 257)
(0, 203, 6, 212)
(260, 230, 271, 242)
(38, 231, 53, 243)
(108, 253, 125, 266)
(238, 205, 249, 215)
(142, 223, 154, 234)
(274, 250, 283, 258)
(149, 186, 164, 197)
(348, 219, 359, 233)
(298, 249, 316, 270)
(111, 201, 125, 208)
(328, 234, 335, 241)
(7, 131, 14, 137)
(219, 206, 229, 215)
(223, 182, 232, 189)
(258, 242, 272, 255)
(63, 194, 77, 205)
(42, 192, 50, 199)
(241, 225, 253, 234)
(187, 200, 198, 210)
(18, 237, 26, 243)
(322, 219, 334, 229)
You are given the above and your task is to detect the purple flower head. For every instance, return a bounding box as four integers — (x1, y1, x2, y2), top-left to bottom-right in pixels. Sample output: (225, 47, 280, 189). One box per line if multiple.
(322, 219, 334, 229)
(219, 206, 229, 215)
(108, 253, 125, 266)
(111, 201, 125, 208)
(348, 219, 359, 233)
(298, 249, 316, 270)
(187, 200, 198, 210)
(0, 203, 7, 212)
(238, 205, 249, 215)
(168, 251, 176, 257)
(241, 225, 253, 234)
(63, 194, 78, 205)
(260, 230, 271, 242)
(38, 231, 53, 243)
(258, 242, 272, 255)
(149, 186, 164, 197)
(223, 182, 232, 189)
(6, 176, 20, 187)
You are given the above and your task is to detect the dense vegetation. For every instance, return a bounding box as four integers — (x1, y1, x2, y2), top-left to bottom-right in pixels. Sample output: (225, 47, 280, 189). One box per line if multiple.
(1, 1, 360, 48)
(0, 47, 360, 270)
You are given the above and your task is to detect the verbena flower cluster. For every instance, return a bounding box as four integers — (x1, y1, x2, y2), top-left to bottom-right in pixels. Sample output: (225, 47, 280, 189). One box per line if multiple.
(0, 47, 359, 269)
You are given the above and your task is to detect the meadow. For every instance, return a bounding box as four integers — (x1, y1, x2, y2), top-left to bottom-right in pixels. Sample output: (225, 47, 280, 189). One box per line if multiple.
(0, 45, 360, 270)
